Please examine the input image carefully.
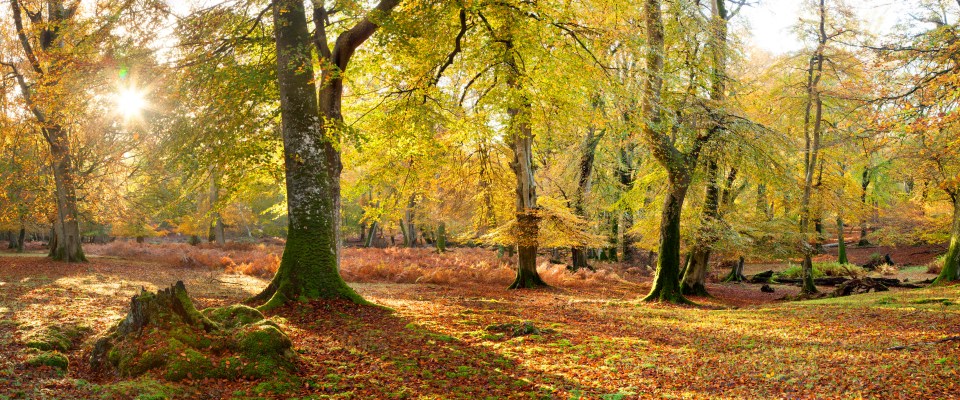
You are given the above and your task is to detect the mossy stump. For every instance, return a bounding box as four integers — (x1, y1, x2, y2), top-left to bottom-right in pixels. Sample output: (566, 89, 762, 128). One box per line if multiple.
(90, 281, 294, 381)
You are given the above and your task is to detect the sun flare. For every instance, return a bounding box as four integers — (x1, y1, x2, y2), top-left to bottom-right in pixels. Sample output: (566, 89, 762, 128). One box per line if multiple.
(115, 88, 147, 119)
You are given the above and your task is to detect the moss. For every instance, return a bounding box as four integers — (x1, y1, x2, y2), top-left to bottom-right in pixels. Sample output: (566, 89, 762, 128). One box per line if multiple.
(202, 304, 265, 329)
(99, 376, 182, 400)
(26, 351, 69, 370)
(164, 348, 213, 381)
(254, 228, 373, 311)
(23, 324, 88, 352)
(236, 322, 292, 356)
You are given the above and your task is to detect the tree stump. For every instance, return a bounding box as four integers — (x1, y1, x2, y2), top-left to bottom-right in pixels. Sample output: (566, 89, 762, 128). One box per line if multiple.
(90, 281, 294, 380)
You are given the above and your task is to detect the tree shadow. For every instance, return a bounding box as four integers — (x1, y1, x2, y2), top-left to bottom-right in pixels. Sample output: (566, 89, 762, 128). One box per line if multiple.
(264, 299, 605, 398)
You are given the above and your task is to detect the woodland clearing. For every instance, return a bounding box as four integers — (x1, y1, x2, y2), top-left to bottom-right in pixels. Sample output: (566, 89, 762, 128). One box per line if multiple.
(1, 245, 957, 399)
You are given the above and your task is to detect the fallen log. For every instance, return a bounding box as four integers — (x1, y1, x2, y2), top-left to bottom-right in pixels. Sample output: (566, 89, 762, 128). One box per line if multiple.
(833, 278, 889, 296)
(772, 276, 922, 288)
(887, 335, 960, 351)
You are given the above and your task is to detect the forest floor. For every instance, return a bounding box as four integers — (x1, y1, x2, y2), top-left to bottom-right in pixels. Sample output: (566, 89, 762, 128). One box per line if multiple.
(0, 245, 958, 399)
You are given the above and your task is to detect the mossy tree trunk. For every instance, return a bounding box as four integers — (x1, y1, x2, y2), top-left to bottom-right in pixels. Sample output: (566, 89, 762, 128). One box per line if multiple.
(644, 182, 692, 303)
(722, 256, 746, 282)
(638, 0, 714, 303)
(436, 222, 446, 252)
(933, 193, 960, 285)
(252, 0, 399, 309)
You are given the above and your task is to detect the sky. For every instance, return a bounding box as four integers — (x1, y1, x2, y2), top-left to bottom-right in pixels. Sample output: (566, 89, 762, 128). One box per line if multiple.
(738, 0, 924, 54)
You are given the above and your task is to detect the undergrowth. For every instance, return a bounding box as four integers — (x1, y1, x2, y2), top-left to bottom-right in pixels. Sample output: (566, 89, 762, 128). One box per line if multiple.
(86, 242, 623, 287)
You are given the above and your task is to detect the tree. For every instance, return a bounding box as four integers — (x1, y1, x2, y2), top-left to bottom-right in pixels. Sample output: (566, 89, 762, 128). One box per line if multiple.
(251, 0, 401, 309)
(4, 0, 87, 261)
(635, 0, 718, 303)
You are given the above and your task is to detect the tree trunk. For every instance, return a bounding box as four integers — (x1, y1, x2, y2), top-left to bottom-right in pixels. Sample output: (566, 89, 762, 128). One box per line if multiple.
(49, 126, 86, 262)
(797, 0, 828, 295)
(436, 222, 446, 253)
(403, 195, 416, 247)
(210, 166, 225, 246)
(570, 114, 603, 271)
(858, 168, 871, 246)
(253, 0, 398, 309)
(16, 227, 25, 253)
(837, 218, 848, 264)
(933, 194, 960, 285)
(503, 26, 546, 289)
(722, 256, 746, 282)
(364, 221, 377, 248)
(616, 146, 637, 263)
(682, 161, 721, 297)
(509, 212, 546, 289)
(644, 182, 691, 303)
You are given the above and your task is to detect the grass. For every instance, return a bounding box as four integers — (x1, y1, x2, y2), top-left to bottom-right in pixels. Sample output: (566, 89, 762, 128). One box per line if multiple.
(0, 249, 958, 399)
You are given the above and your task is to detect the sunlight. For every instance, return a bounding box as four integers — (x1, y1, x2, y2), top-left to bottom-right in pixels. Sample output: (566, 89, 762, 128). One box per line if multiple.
(115, 87, 148, 119)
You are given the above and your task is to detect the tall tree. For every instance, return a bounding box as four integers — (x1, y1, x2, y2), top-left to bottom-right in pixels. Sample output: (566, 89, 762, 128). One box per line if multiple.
(637, 0, 716, 303)
(252, 0, 401, 309)
(5, 0, 86, 261)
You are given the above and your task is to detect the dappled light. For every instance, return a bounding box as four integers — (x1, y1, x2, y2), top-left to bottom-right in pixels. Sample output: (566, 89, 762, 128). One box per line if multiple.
(2, 0, 960, 398)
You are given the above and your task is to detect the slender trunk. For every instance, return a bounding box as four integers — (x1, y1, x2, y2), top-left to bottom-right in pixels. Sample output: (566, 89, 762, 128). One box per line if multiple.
(436, 222, 446, 253)
(933, 193, 960, 285)
(403, 195, 416, 247)
(210, 166, 225, 246)
(682, 161, 721, 296)
(16, 227, 25, 253)
(616, 146, 637, 263)
(570, 118, 602, 271)
(364, 222, 377, 248)
(837, 218, 848, 264)
(253, 0, 398, 308)
(858, 168, 871, 246)
(48, 226, 57, 257)
(797, 0, 827, 295)
(722, 256, 746, 282)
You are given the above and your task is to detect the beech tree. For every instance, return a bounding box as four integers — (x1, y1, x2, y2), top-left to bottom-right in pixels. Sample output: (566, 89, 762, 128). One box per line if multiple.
(252, 0, 401, 308)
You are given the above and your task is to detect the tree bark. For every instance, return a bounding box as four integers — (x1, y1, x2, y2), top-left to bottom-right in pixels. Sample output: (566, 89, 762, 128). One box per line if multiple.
(837, 217, 848, 264)
(502, 23, 546, 289)
(858, 168, 871, 246)
(797, 0, 828, 295)
(16, 227, 25, 253)
(933, 194, 960, 285)
(570, 113, 603, 271)
(645, 182, 691, 303)
(210, 167, 225, 246)
(253, 0, 399, 309)
(436, 222, 446, 253)
(49, 127, 86, 262)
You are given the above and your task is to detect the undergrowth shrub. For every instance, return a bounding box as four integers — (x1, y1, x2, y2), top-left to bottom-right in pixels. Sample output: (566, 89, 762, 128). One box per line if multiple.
(87, 242, 623, 287)
(927, 255, 944, 274)
(778, 262, 865, 279)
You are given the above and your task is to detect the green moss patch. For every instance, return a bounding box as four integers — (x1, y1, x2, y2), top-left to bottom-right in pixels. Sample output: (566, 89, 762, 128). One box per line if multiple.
(26, 351, 69, 370)
(90, 281, 295, 381)
(23, 323, 91, 352)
